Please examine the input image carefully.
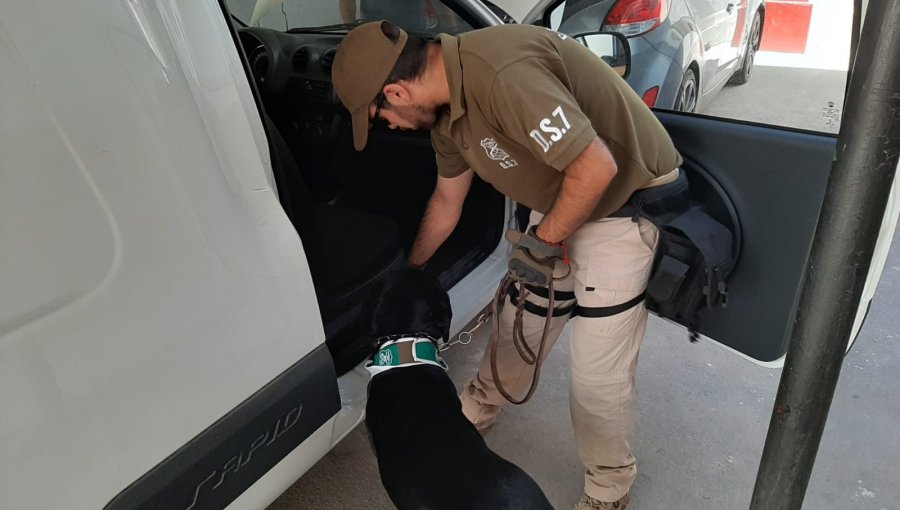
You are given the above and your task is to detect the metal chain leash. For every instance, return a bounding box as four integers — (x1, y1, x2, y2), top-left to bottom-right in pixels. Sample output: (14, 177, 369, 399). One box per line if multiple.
(439, 312, 492, 352)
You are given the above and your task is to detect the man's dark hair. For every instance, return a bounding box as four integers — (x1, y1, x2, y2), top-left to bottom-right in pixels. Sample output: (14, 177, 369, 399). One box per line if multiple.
(382, 21, 429, 83)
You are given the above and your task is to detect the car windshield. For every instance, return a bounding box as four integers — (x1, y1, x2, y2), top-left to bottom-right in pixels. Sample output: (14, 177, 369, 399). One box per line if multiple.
(227, 0, 472, 35)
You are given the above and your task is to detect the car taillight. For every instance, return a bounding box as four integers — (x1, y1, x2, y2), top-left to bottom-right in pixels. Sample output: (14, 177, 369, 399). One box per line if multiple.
(642, 86, 660, 107)
(604, 0, 669, 37)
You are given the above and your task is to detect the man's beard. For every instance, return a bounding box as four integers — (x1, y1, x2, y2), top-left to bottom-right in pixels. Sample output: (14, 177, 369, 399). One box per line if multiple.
(398, 103, 442, 130)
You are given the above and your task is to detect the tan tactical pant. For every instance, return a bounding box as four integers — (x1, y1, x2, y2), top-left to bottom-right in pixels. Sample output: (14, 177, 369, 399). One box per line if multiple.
(460, 212, 658, 503)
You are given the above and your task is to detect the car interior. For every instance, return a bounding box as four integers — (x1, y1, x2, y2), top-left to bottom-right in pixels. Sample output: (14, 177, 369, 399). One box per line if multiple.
(232, 27, 505, 374)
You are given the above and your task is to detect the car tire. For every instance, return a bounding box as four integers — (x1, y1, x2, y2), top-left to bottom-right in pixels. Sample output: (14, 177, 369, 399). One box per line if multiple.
(674, 67, 698, 113)
(728, 11, 761, 86)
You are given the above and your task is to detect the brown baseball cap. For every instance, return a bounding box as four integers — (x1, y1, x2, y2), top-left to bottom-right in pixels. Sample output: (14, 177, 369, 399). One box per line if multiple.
(333, 21, 408, 151)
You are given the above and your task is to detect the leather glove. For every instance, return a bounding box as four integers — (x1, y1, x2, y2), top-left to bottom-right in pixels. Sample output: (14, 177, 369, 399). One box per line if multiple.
(506, 226, 566, 286)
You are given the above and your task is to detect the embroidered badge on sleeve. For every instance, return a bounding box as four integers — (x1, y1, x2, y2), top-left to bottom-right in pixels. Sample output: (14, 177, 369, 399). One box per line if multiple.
(481, 138, 518, 169)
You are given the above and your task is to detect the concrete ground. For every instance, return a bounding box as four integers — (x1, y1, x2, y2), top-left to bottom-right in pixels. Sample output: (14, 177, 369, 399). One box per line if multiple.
(699, 66, 848, 134)
(269, 58, 898, 510)
(270, 231, 899, 509)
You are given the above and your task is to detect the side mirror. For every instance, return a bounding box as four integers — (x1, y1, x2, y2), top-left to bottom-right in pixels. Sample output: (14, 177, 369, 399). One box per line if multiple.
(572, 32, 631, 79)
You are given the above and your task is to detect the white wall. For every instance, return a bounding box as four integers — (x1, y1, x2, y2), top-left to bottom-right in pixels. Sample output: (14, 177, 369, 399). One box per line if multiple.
(756, 0, 854, 71)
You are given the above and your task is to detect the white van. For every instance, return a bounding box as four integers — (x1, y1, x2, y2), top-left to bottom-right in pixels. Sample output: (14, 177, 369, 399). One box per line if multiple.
(1, 0, 894, 509)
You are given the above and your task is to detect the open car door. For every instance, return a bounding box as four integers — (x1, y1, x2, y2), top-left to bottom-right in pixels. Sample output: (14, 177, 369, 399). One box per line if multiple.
(0, 2, 342, 509)
(527, 0, 898, 363)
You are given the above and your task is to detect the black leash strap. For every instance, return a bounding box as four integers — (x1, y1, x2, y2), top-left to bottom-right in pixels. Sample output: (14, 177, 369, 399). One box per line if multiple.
(489, 275, 554, 405)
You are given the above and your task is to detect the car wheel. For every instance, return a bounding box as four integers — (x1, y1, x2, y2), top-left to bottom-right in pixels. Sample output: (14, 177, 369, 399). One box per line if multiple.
(674, 68, 698, 113)
(728, 11, 761, 86)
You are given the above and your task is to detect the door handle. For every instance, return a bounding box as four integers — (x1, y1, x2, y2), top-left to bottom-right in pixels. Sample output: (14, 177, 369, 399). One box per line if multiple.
(727, 3, 735, 14)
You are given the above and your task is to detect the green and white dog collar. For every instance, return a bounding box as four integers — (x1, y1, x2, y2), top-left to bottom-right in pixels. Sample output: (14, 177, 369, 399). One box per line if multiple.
(366, 336, 448, 376)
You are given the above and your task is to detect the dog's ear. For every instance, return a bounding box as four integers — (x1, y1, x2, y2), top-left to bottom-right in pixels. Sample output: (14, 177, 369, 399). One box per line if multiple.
(366, 276, 392, 338)
(426, 280, 452, 343)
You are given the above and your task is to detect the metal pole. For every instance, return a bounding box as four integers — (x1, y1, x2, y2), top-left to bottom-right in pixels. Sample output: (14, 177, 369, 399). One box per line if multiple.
(749, 1, 900, 509)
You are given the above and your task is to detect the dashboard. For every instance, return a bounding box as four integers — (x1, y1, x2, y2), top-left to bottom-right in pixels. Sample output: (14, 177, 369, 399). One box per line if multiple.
(238, 28, 343, 104)
(237, 28, 348, 148)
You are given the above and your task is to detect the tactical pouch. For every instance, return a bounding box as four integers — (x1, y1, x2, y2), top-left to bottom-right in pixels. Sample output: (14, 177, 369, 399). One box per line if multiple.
(645, 208, 735, 340)
(625, 172, 736, 341)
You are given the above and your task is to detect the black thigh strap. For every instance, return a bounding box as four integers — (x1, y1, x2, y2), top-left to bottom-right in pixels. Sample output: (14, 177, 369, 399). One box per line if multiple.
(507, 285, 576, 318)
(520, 283, 576, 301)
(575, 292, 646, 318)
(507, 285, 646, 318)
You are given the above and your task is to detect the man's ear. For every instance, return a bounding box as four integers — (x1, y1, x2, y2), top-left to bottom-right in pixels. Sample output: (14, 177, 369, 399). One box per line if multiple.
(384, 82, 413, 106)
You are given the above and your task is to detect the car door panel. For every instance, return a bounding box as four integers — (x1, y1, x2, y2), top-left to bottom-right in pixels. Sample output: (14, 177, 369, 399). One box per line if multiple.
(104, 345, 340, 510)
(0, 1, 340, 509)
(657, 111, 834, 362)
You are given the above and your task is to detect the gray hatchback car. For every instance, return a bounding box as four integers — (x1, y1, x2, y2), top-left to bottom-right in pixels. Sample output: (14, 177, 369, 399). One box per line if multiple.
(526, 0, 765, 112)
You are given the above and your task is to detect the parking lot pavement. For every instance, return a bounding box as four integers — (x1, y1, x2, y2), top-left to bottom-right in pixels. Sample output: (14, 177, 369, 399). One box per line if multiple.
(700, 65, 847, 134)
(271, 226, 900, 509)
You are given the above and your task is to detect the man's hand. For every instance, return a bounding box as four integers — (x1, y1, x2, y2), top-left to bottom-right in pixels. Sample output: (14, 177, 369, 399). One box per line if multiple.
(507, 226, 565, 286)
(408, 170, 474, 267)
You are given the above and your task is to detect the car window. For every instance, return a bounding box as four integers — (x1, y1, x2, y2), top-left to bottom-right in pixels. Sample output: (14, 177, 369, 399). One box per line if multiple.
(548, 0, 853, 134)
(226, 0, 472, 35)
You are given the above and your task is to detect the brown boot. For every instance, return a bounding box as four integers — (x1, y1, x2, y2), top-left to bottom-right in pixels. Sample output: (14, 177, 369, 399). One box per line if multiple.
(573, 492, 630, 510)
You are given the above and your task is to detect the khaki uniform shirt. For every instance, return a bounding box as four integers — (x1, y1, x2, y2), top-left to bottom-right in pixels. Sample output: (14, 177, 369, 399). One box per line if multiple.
(432, 25, 683, 221)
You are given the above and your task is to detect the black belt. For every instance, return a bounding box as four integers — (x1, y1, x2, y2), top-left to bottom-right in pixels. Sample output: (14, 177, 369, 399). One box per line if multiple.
(507, 284, 646, 318)
(609, 170, 689, 222)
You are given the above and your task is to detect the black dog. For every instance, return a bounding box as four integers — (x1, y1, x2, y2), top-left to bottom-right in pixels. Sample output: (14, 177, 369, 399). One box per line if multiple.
(365, 269, 553, 510)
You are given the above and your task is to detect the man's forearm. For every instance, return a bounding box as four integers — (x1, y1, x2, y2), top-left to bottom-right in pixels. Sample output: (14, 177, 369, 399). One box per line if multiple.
(408, 196, 462, 266)
(536, 137, 617, 244)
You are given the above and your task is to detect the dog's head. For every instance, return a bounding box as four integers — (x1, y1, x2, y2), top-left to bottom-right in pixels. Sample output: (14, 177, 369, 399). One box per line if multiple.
(370, 268, 452, 344)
